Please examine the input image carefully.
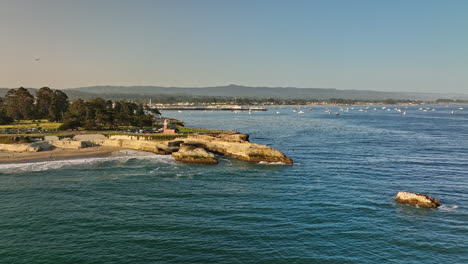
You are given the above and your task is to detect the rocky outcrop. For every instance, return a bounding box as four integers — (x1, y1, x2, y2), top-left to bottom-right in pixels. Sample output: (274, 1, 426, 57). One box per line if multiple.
(86, 133, 292, 164)
(208, 133, 249, 142)
(395, 191, 441, 208)
(0, 131, 291, 165)
(49, 139, 94, 149)
(0, 141, 54, 152)
(90, 138, 179, 154)
(73, 134, 106, 141)
(44, 135, 60, 141)
(182, 134, 293, 164)
(172, 144, 218, 164)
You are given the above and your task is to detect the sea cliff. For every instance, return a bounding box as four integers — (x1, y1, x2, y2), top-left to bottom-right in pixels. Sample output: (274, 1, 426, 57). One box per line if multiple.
(0, 132, 293, 165)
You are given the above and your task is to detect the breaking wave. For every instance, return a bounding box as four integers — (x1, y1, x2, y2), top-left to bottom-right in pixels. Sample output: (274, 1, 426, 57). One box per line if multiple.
(0, 150, 174, 173)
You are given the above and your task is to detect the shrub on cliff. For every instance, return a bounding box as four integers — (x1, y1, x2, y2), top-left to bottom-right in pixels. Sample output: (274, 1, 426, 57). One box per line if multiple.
(58, 120, 81, 130)
(0, 110, 14, 125)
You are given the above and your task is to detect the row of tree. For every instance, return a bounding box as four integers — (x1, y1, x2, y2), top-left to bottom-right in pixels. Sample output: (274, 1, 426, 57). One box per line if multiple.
(61, 98, 160, 130)
(0, 87, 68, 122)
(0, 87, 161, 130)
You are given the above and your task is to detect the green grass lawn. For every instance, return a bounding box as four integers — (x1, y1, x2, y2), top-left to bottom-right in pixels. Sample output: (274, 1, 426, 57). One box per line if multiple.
(0, 130, 187, 144)
(176, 126, 226, 134)
(0, 120, 62, 131)
(0, 120, 226, 144)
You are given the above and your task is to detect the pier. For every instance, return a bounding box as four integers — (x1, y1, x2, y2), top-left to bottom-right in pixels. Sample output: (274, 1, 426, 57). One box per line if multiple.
(153, 106, 267, 111)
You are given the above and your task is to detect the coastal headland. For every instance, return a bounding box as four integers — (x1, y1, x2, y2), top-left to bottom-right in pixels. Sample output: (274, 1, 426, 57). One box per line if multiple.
(0, 87, 294, 166)
(0, 132, 293, 165)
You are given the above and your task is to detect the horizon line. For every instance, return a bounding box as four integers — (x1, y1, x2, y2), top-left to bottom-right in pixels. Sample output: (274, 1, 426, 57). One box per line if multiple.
(1, 84, 466, 95)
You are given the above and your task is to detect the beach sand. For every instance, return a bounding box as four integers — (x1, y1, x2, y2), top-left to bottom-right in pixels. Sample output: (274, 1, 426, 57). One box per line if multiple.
(0, 146, 122, 163)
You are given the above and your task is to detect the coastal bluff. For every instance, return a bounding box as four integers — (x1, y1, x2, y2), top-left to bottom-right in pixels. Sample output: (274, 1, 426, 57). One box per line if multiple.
(92, 133, 293, 165)
(0, 142, 54, 152)
(0, 133, 293, 165)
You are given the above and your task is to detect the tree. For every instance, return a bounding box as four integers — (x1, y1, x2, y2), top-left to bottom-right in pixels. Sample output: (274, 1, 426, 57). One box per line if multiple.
(51, 89, 69, 121)
(68, 99, 87, 118)
(61, 99, 88, 129)
(5, 87, 35, 120)
(35, 87, 55, 119)
(35, 87, 69, 121)
(114, 101, 138, 126)
(86, 98, 113, 129)
(145, 105, 161, 116)
(61, 97, 157, 130)
(0, 98, 14, 125)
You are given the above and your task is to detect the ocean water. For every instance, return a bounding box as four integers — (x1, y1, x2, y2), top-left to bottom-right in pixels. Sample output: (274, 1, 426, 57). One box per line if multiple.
(0, 105, 467, 264)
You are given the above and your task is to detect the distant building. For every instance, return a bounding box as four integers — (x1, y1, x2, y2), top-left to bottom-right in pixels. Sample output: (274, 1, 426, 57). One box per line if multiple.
(162, 119, 177, 134)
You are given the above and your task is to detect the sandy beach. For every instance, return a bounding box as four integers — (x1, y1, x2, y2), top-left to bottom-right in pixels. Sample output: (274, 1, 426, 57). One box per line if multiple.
(0, 146, 122, 163)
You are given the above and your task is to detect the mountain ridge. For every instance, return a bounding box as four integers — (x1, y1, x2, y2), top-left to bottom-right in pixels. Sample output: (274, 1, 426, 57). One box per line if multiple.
(68, 85, 468, 100)
(1, 85, 466, 101)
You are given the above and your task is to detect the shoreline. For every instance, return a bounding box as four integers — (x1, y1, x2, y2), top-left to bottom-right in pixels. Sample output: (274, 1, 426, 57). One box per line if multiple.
(0, 146, 122, 164)
(0, 132, 293, 165)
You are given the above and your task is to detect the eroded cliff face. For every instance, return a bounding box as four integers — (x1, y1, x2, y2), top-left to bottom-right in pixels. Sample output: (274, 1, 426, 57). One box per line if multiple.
(49, 139, 94, 149)
(0, 132, 293, 165)
(394, 191, 441, 208)
(172, 144, 218, 164)
(90, 138, 178, 155)
(0, 142, 54, 152)
(92, 133, 292, 164)
(181, 134, 293, 165)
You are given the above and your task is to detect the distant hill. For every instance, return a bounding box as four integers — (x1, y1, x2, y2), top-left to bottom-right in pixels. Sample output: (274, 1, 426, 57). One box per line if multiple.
(68, 85, 467, 101)
(1, 85, 467, 101)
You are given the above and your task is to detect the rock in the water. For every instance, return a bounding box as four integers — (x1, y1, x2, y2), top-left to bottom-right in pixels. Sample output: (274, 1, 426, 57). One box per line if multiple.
(394, 191, 441, 208)
(183, 134, 293, 165)
(172, 144, 218, 164)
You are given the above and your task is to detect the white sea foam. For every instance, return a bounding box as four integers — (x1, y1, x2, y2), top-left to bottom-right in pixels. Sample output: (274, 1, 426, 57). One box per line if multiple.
(258, 161, 288, 165)
(438, 205, 459, 212)
(0, 150, 174, 173)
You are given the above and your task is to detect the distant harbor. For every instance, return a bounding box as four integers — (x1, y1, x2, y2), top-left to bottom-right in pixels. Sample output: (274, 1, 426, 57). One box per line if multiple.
(152, 105, 267, 111)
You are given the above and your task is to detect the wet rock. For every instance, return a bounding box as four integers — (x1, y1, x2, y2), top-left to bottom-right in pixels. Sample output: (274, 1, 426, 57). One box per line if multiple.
(395, 191, 441, 208)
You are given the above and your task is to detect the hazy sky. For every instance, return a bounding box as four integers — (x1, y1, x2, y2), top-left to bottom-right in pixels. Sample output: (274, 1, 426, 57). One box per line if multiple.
(1, 0, 467, 93)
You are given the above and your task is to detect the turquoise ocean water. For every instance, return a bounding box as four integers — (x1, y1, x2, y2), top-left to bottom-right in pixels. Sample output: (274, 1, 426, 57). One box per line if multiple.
(0, 105, 467, 263)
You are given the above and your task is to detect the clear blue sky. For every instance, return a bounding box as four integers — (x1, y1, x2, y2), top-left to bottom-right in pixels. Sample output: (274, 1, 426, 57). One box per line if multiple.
(0, 0, 467, 93)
